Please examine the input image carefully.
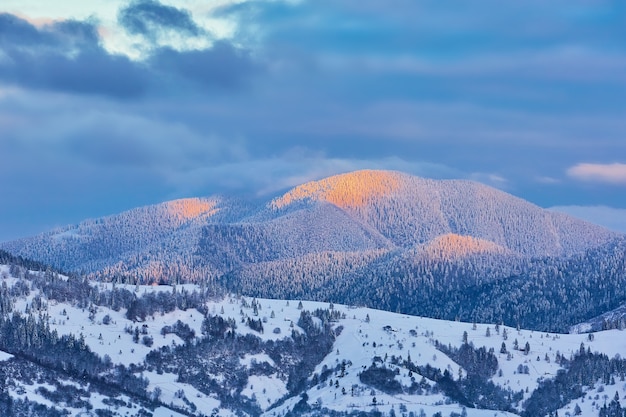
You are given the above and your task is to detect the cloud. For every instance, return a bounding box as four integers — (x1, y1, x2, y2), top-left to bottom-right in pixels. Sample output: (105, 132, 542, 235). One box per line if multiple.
(0, 12, 47, 45)
(150, 41, 259, 90)
(469, 172, 509, 190)
(567, 163, 626, 185)
(0, 14, 149, 98)
(535, 176, 561, 185)
(1, 0, 626, 241)
(0, 102, 234, 171)
(0, 13, 258, 97)
(118, 0, 203, 39)
(159, 151, 458, 198)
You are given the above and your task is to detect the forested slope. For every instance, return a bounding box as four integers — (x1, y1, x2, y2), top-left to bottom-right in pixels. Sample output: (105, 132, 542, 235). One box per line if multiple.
(1, 170, 621, 333)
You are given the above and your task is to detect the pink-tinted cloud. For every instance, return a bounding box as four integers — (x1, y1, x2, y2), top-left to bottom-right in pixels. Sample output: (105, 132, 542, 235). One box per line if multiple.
(567, 163, 626, 185)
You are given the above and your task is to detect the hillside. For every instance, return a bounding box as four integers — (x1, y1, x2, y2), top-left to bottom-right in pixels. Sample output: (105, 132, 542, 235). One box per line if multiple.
(1, 261, 625, 417)
(1, 170, 621, 332)
(268, 170, 615, 256)
(2, 170, 615, 277)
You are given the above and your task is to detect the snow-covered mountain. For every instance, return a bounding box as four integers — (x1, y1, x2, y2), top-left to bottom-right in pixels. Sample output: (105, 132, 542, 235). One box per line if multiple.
(269, 170, 616, 256)
(0, 261, 624, 417)
(1, 170, 616, 281)
(2, 170, 622, 333)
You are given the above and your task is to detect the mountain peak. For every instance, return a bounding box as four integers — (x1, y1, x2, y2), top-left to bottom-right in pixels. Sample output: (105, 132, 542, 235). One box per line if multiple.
(1, 169, 618, 285)
(271, 169, 406, 209)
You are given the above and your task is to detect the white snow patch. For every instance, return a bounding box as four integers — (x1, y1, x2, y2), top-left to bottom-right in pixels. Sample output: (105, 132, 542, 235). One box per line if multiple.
(0, 350, 13, 362)
(145, 371, 221, 415)
(242, 375, 288, 410)
(240, 353, 276, 367)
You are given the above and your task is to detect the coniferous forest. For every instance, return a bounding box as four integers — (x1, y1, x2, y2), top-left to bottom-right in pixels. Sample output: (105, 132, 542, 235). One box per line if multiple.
(1, 171, 626, 416)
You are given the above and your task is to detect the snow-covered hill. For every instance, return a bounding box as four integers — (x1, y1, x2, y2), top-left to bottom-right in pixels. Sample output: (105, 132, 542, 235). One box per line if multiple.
(1, 170, 624, 336)
(0, 263, 624, 417)
(269, 170, 617, 255)
(1, 170, 617, 282)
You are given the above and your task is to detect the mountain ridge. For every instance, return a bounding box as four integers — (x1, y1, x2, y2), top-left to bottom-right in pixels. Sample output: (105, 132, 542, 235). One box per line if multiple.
(1, 170, 621, 332)
(1, 169, 617, 279)
(1, 258, 625, 417)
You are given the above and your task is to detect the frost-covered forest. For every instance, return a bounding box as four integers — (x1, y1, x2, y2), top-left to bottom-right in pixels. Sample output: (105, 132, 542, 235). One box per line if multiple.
(2, 171, 623, 334)
(2, 251, 626, 416)
(2, 170, 626, 415)
(2, 171, 616, 281)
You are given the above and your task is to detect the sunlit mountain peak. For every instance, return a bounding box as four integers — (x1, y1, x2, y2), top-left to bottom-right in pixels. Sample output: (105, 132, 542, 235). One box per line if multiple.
(271, 169, 405, 209)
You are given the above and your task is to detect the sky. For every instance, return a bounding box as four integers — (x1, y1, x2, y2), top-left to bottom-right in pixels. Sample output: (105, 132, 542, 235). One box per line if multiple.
(0, 0, 625, 241)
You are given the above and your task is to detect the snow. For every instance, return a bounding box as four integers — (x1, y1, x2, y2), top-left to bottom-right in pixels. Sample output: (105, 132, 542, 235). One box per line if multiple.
(4, 171, 617, 293)
(11, 381, 57, 409)
(45, 298, 205, 366)
(556, 378, 626, 417)
(6, 263, 626, 416)
(240, 353, 276, 367)
(153, 407, 190, 417)
(242, 375, 288, 409)
(145, 370, 221, 413)
(0, 350, 13, 362)
(51, 229, 84, 241)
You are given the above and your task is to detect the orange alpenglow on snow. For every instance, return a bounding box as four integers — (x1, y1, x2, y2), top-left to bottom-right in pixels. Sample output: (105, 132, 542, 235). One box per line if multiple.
(422, 233, 508, 259)
(271, 170, 403, 209)
(164, 198, 219, 221)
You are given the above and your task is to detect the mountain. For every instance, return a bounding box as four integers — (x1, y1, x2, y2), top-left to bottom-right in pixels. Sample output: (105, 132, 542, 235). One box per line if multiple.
(2, 170, 615, 274)
(268, 170, 615, 256)
(0, 260, 625, 417)
(1, 170, 621, 332)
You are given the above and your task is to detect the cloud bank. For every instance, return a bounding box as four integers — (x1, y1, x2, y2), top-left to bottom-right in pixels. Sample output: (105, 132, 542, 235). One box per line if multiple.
(567, 163, 626, 185)
(118, 0, 203, 39)
(1, 0, 626, 241)
(0, 9, 257, 98)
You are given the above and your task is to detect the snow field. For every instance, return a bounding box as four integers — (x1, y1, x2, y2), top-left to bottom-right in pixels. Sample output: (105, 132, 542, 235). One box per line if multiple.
(5, 268, 626, 416)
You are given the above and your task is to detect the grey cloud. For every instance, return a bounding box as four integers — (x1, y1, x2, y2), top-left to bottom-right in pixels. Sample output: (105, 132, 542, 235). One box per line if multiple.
(0, 13, 47, 45)
(160, 151, 459, 198)
(0, 14, 148, 98)
(45, 111, 229, 170)
(0, 13, 259, 98)
(2, 0, 626, 242)
(151, 41, 259, 90)
(48, 19, 101, 48)
(118, 0, 203, 39)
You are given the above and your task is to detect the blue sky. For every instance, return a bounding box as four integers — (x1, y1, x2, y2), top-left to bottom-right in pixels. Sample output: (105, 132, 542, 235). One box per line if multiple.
(1, 0, 625, 240)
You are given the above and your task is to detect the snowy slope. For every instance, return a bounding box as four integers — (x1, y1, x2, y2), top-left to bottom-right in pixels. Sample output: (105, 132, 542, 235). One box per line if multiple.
(1, 170, 618, 285)
(2, 265, 626, 417)
(270, 170, 618, 256)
